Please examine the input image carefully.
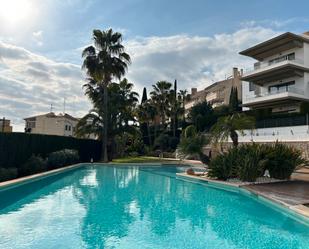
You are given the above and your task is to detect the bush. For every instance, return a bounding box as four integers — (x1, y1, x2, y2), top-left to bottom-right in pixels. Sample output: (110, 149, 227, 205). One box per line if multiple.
(237, 145, 267, 182)
(47, 149, 79, 169)
(154, 133, 170, 151)
(266, 143, 306, 179)
(208, 143, 306, 181)
(208, 153, 233, 180)
(168, 137, 179, 150)
(19, 155, 47, 176)
(0, 167, 18, 182)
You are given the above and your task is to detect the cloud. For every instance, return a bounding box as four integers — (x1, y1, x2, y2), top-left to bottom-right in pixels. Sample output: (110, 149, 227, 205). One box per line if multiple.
(0, 41, 91, 131)
(32, 30, 43, 46)
(0, 26, 278, 131)
(126, 26, 279, 93)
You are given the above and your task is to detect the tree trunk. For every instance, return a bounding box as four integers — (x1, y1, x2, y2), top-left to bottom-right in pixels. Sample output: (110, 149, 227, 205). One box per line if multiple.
(230, 130, 238, 147)
(102, 84, 108, 162)
(147, 121, 152, 146)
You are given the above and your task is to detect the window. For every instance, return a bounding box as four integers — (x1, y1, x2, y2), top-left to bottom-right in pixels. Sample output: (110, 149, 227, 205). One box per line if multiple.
(268, 53, 295, 66)
(268, 81, 295, 94)
(65, 125, 68, 131)
(249, 82, 255, 92)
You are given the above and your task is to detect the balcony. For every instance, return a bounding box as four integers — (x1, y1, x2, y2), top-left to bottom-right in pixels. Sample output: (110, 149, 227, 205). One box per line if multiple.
(241, 57, 309, 84)
(243, 87, 309, 107)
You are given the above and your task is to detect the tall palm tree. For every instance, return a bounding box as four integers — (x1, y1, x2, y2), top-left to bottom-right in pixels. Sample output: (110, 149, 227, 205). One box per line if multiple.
(82, 29, 130, 162)
(150, 81, 172, 128)
(210, 113, 255, 147)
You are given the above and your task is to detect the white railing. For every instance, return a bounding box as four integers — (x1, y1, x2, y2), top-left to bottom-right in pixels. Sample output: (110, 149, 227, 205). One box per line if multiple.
(246, 87, 304, 101)
(236, 125, 309, 142)
(244, 57, 304, 74)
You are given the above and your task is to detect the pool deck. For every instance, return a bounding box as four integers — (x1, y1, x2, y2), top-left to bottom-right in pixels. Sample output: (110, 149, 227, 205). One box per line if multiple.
(176, 173, 309, 220)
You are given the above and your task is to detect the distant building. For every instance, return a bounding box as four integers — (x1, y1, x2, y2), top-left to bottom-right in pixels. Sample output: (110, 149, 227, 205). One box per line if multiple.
(185, 67, 243, 113)
(24, 112, 79, 137)
(0, 118, 13, 132)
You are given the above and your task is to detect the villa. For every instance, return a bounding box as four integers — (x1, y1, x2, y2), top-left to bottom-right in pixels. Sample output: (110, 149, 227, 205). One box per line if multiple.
(0, 118, 12, 132)
(24, 112, 79, 137)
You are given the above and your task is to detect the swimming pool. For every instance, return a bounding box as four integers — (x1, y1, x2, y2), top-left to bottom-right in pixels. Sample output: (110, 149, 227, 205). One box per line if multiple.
(0, 164, 308, 249)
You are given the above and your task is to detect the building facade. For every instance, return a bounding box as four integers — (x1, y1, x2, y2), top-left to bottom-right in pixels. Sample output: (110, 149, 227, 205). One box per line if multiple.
(0, 118, 13, 132)
(240, 31, 309, 114)
(184, 67, 243, 112)
(24, 112, 79, 137)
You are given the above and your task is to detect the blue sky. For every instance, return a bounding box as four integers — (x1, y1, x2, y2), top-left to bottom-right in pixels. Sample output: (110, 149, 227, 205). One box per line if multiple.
(1, 0, 309, 130)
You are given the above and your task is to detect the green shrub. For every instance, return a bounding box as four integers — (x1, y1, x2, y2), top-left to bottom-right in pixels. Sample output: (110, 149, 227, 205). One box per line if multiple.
(208, 153, 234, 180)
(237, 145, 267, 182)
(0, 167, 18, 182)
(168, 137, 179, 150)
(265, 143, 306, 179)
(208, 143, 302, 182)
(47, 149, 79, 169)
(154, 134, 170, 151)
(19, 155, 47, 176)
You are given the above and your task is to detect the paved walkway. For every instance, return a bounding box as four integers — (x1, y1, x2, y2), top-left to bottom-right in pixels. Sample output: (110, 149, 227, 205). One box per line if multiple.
(244, 181, 309, 206)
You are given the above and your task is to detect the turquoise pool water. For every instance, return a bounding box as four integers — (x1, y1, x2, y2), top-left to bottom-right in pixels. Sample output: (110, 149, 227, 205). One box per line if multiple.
(0, 165, 308, 249)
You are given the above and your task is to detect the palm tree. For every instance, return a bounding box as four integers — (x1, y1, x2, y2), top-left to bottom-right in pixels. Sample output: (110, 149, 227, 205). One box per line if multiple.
(210, 113, 255, 147)
(150, 81, 172, 128)
(82, 29, 130, 162)
(178, 125, 210, 165)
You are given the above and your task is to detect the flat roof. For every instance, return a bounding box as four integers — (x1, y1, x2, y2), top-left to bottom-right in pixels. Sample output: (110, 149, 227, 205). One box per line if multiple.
(239, 32, 309, 60)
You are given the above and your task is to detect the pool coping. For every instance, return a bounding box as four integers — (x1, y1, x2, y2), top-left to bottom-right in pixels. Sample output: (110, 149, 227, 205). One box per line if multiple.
(0, 163, 85, 191)
(176, 173, 309, 225)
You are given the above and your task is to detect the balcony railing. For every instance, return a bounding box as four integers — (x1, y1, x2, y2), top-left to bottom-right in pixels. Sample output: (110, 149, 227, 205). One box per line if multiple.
(246, 87, 304, 101)
(244, 57, 304, 74)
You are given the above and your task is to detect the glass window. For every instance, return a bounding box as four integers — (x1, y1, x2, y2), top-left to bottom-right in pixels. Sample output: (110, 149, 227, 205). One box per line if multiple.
(249, 82, 255, 91)
(268, 81, 295, 94)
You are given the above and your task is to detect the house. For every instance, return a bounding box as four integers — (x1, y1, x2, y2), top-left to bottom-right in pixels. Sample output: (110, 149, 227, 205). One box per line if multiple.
(184, 67, 243, 112)
(0, 118, 13, 132)
(24, 112, 79, 137)
(240, 31, 309, 114)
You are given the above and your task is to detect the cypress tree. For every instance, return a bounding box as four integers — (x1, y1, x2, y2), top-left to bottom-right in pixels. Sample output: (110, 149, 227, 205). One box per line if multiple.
(141, 87, 147, 103)
(229, 87, 240, 113)
(140, 87, 149, 145)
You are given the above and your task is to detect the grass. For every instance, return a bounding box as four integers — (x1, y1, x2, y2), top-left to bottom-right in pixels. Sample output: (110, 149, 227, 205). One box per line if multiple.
(112, 156, 180, 164)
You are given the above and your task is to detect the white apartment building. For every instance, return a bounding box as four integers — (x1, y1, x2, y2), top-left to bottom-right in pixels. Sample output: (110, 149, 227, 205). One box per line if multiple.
(240, 31, 309, 113)
(239, 31, 309, 142)
(24, 112, 79, 137)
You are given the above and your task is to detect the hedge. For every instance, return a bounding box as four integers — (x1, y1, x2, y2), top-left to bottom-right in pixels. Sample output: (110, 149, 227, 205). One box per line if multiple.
(0, 132, 101, 169)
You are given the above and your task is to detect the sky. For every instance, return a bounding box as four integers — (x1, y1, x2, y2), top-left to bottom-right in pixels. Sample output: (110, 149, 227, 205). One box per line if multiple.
(1, 0, 309, 131)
